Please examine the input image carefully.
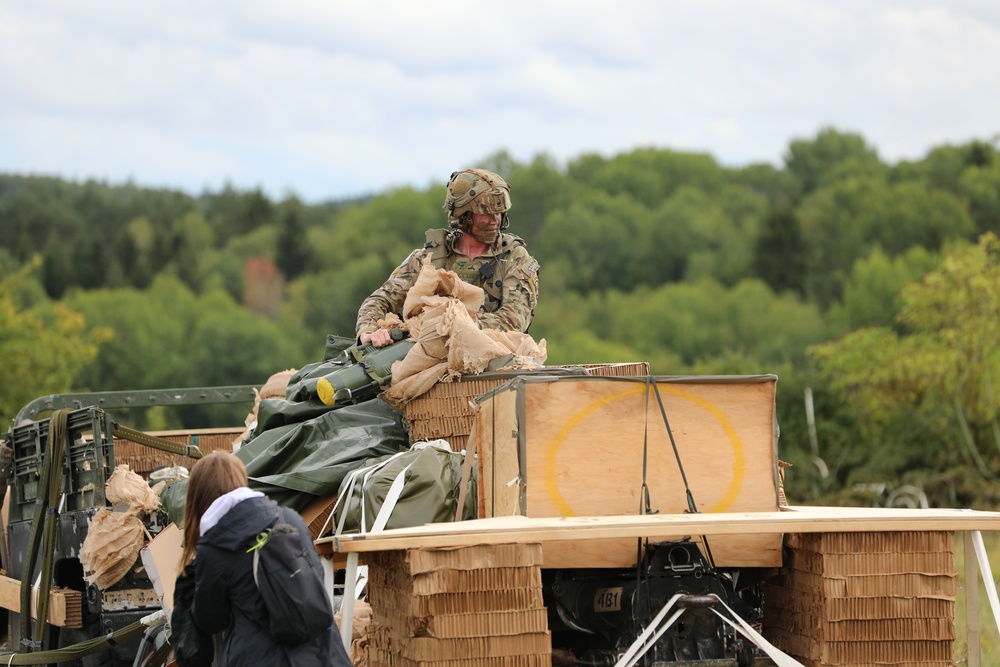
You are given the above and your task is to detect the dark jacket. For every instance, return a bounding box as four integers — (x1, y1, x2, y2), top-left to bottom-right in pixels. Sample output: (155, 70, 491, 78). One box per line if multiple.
(172, 562, 214, 667)
(191, 494, 351, 666)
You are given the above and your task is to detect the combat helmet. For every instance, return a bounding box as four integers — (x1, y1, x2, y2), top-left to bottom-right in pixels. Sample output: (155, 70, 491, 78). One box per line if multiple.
(443, 168, 511, 228)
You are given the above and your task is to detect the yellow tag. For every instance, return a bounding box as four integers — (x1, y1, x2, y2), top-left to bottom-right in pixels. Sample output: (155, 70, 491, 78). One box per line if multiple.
(594, 587, 623, 612)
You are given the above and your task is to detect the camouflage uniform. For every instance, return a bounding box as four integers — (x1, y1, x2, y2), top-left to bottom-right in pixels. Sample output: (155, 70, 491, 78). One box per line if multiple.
(356, 229, 540, 339)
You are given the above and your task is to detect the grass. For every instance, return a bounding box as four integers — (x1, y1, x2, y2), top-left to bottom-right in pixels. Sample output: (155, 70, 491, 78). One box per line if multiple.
(955, 531, 1000, 664)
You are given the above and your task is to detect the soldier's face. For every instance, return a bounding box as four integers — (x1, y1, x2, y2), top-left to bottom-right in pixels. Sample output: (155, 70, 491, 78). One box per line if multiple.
(467, 213, 501, 244)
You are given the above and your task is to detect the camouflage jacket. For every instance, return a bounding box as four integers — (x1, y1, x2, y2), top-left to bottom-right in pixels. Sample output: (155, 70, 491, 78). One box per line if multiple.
(356, 230, 540, 338)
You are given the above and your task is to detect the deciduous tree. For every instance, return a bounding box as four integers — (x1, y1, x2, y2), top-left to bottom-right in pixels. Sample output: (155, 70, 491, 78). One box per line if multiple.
(784, 127, 882, 195)
(811, 233, 1000, 481)
(0, 260, 108, 426)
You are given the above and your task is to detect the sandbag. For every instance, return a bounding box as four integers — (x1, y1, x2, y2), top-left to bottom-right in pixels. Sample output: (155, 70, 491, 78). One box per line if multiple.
(401, 262, 484, 321)
(335, 599, 372, 666)
(106, 464, 161, 514)
(233, 369, 300, 448)
(381, 260, 547, 410)
(80, 509, 145, 589)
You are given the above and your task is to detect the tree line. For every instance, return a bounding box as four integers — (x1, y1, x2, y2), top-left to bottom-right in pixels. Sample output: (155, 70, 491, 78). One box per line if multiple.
(2, 127, 999, 508)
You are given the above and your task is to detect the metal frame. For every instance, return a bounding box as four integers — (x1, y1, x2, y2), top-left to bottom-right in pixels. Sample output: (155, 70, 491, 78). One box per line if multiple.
(13, 385, 258, 426)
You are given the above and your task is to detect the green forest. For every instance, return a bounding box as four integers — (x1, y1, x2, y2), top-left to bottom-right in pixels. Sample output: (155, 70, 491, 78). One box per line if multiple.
(2, 127, 999, 510)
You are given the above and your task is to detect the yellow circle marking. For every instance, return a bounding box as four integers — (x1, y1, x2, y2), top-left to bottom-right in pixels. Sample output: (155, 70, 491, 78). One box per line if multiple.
(542, 383, 745, 516)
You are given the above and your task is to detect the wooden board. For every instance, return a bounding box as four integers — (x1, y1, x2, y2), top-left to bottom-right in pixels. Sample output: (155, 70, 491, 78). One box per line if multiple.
(476, 384, 521, 517)
(476, 375, 781, 567)
(318, 507, 1000, 555)
(300, 492, 340, 540)
(0, 574, 83, 628)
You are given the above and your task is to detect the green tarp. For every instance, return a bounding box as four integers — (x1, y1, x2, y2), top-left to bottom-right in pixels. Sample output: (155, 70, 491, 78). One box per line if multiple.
(160, 397, 409, 524)
(236, 397, 408, 511)
(161, 334, 470, 525)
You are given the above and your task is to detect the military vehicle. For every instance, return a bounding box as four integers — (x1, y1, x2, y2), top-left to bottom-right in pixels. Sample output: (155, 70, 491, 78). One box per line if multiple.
(0, 387, 255, 666)
(0, 364, 776, 667)
(3, 348, 993, 666)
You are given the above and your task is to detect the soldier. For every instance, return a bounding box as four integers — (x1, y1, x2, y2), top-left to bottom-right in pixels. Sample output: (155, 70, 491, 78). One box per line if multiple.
(357, 168, 540, 347)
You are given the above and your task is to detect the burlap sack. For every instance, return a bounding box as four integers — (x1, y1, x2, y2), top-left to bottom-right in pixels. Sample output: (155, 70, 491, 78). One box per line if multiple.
(485, 329, 549, 367)
(260, 368, 297, 399)
(401, 260, 483, 321)
(233, 368, 299, 447)
(335, 599, 372, 667)
(106, 464, 161, 514)
(390, 342, 446, 383)
(381, 261, 547, 409)
(444, 305, 524, 375)
(406, 298, 452, 361)
(80, 508, 145, 589)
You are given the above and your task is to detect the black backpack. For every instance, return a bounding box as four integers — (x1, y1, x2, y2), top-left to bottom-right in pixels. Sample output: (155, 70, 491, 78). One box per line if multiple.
(248, 522, 333, 645)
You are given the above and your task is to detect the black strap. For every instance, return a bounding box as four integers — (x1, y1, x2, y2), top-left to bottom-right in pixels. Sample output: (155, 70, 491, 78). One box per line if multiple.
(648, 378, 716, 569)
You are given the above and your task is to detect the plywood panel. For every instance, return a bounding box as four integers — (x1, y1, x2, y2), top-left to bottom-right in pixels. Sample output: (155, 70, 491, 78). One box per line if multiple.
(473, 375, 782, 567)
(521, 377, 778, 517)
(476, 387, 520, 518)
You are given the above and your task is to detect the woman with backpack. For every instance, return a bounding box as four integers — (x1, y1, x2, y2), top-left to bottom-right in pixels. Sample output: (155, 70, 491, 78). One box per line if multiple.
(175, 451, 352, 666)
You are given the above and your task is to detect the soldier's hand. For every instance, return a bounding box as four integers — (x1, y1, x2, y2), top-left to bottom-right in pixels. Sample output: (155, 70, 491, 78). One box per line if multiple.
(361, 329, 394, 348)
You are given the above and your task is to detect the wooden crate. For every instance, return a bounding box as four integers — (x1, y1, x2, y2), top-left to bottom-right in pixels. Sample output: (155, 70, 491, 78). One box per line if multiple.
(473, 374, 782, 569)
(404, 363, 650, 451)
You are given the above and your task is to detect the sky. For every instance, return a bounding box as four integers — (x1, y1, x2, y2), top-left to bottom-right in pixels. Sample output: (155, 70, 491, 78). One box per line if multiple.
(2, 1, 999, 203)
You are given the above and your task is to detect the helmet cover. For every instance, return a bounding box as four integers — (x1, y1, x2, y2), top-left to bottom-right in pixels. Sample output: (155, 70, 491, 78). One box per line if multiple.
(443, 168, 511, 222)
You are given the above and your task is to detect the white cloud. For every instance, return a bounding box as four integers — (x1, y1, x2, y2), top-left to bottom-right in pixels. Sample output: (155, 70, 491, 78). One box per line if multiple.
(1, 0, 998, 202)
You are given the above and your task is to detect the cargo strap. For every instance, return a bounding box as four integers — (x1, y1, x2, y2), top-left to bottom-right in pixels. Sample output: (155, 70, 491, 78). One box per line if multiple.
(20, 409, 69, 649)
(640, 383, 656, 517)
(328, 450, 412, 537)
(613, 593, 806, 667)
(112, 424, 204, 459)
(0, 616, 157, 664)
(328, 451, 415, 655)
(709, 596, 806, 667)
(643, 377, 716, 568)
(646, 378, 696, 513)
